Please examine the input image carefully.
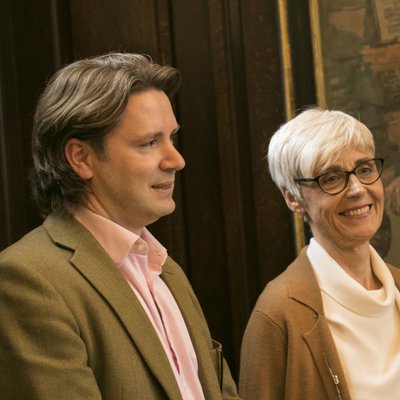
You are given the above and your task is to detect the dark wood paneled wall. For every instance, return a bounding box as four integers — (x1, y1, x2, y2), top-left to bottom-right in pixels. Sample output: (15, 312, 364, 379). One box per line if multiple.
(0, 0, 296, 378)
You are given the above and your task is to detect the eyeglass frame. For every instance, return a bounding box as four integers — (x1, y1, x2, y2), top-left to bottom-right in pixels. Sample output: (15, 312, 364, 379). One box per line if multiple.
(294, 158, 384, 195)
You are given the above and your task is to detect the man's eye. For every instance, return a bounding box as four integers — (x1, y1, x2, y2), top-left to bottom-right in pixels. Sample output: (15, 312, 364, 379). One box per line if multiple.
(141, 139, 157, 147)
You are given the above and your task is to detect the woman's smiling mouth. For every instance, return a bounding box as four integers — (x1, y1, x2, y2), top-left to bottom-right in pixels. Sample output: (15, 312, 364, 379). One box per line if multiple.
(340, 205, 371, 217)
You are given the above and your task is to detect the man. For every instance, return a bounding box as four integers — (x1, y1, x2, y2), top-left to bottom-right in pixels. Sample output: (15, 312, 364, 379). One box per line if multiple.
(0, 53, 239, 400)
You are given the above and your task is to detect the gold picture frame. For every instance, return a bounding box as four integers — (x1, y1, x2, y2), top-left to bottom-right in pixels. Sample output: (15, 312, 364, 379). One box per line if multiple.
(277, 0, 306, 255)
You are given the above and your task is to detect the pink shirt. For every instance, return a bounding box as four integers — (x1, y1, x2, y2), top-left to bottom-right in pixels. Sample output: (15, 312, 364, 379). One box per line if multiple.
(73, 207, 205, 400)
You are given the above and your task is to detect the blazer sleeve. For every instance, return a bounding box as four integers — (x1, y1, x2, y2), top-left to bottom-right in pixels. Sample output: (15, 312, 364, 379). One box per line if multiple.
(0, 258, 102, 400)
(239, 308, 287, 400)
(209, 338, 241, 400)
(188, 288, 240, 399)
(222, 354, 242, 399)
(192, 298, 240, 398)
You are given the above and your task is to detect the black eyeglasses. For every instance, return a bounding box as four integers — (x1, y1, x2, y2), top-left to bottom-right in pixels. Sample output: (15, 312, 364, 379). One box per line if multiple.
(294, 158, 384, 195)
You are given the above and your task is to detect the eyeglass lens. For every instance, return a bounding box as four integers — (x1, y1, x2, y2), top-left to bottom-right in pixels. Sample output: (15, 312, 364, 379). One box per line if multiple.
(319, 159, 382, 194)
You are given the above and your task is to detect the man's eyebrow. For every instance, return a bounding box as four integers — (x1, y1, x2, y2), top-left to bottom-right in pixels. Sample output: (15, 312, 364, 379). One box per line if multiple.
(143, 125, 181, 139)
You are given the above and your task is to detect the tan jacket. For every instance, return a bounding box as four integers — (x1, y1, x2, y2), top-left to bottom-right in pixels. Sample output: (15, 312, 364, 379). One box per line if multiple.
(0, 212, 239, 400)
(239, 247, 400, 400)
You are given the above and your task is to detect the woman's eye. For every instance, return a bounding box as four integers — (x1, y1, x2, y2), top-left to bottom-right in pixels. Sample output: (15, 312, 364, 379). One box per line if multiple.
(324, 174, 340, 183)
(358, 165, 372, 175)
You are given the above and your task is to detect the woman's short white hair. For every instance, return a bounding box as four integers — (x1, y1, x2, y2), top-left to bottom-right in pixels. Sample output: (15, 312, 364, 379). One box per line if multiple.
(267, 108, 375, 199)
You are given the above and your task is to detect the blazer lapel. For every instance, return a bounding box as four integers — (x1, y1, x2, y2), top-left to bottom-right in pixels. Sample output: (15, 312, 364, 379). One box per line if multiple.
(287, 249, 351, 400)
(161, 261, 222, 400)
(44, 213, 183, 400)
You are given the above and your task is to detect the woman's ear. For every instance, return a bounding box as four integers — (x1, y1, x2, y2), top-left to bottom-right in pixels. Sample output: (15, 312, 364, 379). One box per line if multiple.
(283, 189, 304, 214)
(65, 138, 93, 180)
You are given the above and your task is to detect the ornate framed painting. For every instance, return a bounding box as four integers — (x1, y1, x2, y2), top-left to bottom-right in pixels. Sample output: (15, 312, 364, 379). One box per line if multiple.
(278, 0, 400, 264)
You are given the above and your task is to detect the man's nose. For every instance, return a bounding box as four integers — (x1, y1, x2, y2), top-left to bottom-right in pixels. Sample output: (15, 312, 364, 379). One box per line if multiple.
(161, 144, 185, 171)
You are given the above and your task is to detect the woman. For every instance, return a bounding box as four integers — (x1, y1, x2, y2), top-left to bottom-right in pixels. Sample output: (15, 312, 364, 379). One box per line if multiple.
(239, 108, 400, 400)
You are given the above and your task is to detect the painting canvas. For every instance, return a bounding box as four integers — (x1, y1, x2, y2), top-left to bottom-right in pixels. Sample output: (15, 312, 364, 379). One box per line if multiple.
(307, 0, 400, 265)
(278, 0, 400, 263)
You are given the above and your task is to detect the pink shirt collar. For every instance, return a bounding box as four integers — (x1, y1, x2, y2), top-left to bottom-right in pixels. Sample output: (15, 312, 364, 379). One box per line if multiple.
(73, 207, 167, 269)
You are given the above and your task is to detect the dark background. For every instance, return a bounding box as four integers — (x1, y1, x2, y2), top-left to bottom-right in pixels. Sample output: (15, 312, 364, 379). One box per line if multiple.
(0, 0, 316, 379)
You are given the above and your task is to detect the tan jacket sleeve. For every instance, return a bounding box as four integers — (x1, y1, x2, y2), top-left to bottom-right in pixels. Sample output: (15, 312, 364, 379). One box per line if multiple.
(239, 308, 287, 400)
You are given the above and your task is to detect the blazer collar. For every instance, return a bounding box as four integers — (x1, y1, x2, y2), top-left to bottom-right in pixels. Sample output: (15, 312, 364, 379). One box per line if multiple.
(44, 212, 183, 400)
(288, 247, 400, 310)
(285, 247, 325, 315)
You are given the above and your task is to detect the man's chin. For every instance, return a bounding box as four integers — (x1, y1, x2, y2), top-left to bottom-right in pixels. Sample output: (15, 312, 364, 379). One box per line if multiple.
(163, 202, 176, 216)
(153, 202, 176, 220)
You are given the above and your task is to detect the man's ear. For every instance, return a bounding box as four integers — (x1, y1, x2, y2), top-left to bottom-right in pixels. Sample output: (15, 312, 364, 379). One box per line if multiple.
(282, 188, 304, 214)
(65, 138, 94, 180)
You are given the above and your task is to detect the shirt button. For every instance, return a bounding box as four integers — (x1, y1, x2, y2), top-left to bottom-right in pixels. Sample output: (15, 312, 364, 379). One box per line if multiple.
(136, 243, 145, 252)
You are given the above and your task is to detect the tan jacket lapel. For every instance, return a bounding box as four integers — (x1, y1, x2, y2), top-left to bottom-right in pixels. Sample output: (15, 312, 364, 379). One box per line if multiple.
(287, 249, 352, 400)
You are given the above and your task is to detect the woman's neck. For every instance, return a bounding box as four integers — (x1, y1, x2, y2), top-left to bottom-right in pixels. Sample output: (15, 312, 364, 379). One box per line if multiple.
(313, 237, 382, 290)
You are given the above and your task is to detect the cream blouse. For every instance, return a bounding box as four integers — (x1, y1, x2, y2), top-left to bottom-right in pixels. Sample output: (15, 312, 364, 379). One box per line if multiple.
(308, 238, 400, 400)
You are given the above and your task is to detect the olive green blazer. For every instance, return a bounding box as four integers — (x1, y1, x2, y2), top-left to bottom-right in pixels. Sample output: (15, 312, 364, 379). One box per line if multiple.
(0, 212, 239, 400)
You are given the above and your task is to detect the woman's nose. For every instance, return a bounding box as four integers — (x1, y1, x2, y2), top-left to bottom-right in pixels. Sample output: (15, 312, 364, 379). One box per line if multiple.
(346, 174, 366, 196)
